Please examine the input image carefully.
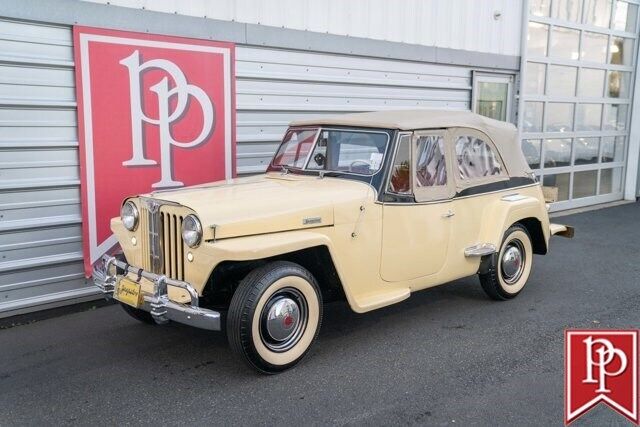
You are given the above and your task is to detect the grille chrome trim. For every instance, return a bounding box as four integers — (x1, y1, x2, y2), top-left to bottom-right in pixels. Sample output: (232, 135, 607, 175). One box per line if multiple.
(138, 197, 186, 281)
(145, 199, 163, 274)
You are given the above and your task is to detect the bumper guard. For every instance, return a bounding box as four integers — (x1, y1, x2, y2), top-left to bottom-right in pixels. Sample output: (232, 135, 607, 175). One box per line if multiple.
(93, 255, 221, 331)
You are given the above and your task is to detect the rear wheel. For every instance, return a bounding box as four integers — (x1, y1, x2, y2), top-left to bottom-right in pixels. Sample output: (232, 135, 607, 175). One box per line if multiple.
(227, 261, 323, 374)
(479, 224, 533, 300)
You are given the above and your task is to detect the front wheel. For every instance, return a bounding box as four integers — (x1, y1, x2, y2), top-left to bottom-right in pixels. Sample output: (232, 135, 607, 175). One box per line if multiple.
(479, 224, 533, 300)
(227, 261, 323, 374)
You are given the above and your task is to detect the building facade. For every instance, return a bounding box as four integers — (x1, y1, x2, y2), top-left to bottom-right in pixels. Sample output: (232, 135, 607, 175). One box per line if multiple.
(0, 0, 638, 317)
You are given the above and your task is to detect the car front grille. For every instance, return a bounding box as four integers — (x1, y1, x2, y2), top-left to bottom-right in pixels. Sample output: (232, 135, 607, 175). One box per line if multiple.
(139, 199, 186, 282)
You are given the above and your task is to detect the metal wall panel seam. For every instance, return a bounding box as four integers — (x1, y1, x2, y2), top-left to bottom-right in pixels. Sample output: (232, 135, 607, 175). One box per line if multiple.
(0, 252, 84, 273)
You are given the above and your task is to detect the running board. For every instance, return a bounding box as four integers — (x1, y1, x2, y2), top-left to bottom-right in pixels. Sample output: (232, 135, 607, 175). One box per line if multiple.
(464, 243, 497, 257)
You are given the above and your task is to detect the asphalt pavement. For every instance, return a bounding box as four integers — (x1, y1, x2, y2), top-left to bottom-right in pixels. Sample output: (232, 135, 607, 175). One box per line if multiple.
(1, 202, 639, 426)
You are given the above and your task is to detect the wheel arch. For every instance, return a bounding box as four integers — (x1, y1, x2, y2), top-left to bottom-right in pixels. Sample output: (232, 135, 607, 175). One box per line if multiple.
(515, 217, 547, 255)
(202, 244, 345, 309)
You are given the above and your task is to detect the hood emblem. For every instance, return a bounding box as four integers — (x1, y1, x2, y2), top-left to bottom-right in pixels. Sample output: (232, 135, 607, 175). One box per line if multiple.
(303, 217, 322, 225)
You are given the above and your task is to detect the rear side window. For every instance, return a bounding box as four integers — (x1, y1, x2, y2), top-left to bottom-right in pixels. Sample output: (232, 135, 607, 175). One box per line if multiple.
(415, 135, 447, 187)
(455, 135, 503, 180)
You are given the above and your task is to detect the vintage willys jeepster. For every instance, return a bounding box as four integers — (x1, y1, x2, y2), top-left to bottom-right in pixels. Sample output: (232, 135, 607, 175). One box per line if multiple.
(94, 109, 573, 373)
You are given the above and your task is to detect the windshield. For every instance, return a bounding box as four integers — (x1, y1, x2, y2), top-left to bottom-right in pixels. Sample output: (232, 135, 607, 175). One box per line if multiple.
(271, 128, 318, 169)
(272, 128, 388, 175)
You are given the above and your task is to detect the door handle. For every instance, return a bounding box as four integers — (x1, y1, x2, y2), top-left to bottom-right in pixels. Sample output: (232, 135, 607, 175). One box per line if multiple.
(442, 209, 455, 218)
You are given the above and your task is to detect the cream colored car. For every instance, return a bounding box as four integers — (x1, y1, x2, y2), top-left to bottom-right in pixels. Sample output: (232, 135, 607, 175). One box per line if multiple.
(94, 109, 573, 374)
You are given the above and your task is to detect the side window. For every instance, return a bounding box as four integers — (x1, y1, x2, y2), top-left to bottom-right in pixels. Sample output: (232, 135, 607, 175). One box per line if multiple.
(455, 135, 503, 180)
(415, 135, 446, 187)
(388, 134, 411, 194)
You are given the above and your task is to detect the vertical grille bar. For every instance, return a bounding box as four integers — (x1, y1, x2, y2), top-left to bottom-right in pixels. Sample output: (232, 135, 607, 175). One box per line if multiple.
(162, 212, 170, 276)
(171, 215, 177, 279)
(142, 199, 163, 274)
(177, 216, 184, 281)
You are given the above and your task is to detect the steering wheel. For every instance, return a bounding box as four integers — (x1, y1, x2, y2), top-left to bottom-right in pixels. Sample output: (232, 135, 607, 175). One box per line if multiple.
(349, 160, 372, 173)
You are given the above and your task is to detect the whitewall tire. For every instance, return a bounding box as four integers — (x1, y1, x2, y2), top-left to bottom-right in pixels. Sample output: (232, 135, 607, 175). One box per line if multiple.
(479, 224, 533, 300)
(227, 261, 323, 374)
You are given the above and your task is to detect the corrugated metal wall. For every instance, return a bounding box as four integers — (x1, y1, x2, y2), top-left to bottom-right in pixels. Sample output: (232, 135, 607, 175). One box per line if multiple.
(0, 19, 93, 317)
(235, 46, 472, 173)
(81, 0, 524, 56)
(0, 15, 494, 316)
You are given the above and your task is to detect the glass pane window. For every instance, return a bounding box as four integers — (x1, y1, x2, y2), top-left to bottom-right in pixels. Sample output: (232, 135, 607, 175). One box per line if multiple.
(575, 104, 603, 131)
(546, 103, 574, 132)
(600, 167, 624, 193)
(475, 81, 509, 121)
(584, 0, 612, 27)
(613, 1, 638, 31)
(552, 0, 582, 21)
(528, 22, 550, 56)
(305, 130, 388, 175)
(525, 62, 546, 94)
(530, 0, 551, 16)
(604, 104, 628, 130)
(544, 138, 572, 167)
(608, 71, 632, 98)
(601, 136, 625, 162)
(610, 37, 634, 65)
(388, 135, 411, 194)
(455, 136, 503, 180)
(272, 128, 318, 168)
(573, 170, 598, 198)
(578, 68, 606, 97)
(547, 65, 577, 96)
(574, 137, 600, 164)
(522, 139, 542, 169)
(543, 173, 570, 201)
(524, 102, 544, 132)
(581, 32, 609, 63)
(550, 27, 580, 60)
(415, 135, 447, 187)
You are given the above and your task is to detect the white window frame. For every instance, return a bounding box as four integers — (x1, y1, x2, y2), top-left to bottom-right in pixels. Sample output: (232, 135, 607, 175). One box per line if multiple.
(472, 72, 515, 123)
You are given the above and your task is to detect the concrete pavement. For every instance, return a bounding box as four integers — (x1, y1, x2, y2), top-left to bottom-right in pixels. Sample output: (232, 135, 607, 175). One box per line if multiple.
(0, 202, 639, 426)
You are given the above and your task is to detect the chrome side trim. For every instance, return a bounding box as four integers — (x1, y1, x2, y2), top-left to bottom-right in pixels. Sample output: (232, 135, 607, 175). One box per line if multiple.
(464, 243, 497, 257)
(501, 193, 527, 202)
(92, 255, 221, 331)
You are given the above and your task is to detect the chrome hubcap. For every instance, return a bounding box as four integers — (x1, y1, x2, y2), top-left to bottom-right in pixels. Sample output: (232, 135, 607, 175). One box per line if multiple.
(501, 240, 525, 284)
(260, 288, 308, 352)
(265, 297, 300, 342)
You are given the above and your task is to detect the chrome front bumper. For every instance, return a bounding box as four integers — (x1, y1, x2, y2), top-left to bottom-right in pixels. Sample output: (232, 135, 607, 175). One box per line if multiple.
(92, 255, 221, 331)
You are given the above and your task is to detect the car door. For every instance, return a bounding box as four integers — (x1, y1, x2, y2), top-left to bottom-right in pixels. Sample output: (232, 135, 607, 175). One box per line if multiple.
(380, 130, 455, 283)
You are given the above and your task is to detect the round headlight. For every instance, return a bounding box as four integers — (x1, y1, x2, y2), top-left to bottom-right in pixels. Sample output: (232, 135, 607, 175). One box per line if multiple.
(182, 215, 202, 248)
(120, 201, 139, 231)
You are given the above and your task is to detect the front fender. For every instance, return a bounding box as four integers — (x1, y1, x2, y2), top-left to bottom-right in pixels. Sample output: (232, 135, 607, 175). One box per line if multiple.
(190, 229, 340, 296)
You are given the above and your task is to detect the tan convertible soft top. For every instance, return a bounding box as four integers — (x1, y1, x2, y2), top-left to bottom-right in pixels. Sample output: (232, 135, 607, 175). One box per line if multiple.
(290, 109, 532, 179)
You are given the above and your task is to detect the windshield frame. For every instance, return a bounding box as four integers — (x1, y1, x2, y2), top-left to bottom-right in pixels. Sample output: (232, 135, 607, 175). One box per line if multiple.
(271, 126, 391, 177)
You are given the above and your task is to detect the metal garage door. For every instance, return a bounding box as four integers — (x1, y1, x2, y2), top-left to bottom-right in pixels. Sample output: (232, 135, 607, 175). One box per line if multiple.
(0, 19, 94, 317)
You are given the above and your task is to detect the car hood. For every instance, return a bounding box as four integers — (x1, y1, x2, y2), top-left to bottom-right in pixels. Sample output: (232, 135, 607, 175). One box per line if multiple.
(145, 173, 374, 240)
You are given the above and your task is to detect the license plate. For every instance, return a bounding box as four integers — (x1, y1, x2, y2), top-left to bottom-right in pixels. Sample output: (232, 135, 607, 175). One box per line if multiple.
(115, 278, 142, 308)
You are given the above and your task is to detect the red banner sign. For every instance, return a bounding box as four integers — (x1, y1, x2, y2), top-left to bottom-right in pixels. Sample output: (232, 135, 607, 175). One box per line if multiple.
(565, 329, 639, 424)
(73, 27, 235, 276)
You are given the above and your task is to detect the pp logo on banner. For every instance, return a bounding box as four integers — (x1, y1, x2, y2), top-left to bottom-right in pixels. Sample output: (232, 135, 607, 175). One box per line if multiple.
(565, 330, 639, 424)
(73, 27, 235, 276)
